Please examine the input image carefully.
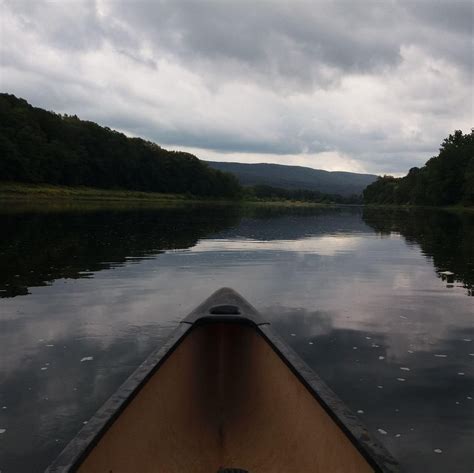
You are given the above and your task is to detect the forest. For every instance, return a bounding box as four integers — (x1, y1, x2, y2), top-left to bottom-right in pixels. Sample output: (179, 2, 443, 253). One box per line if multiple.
(0, 93, 364, 204)
(363, 130, 473, 206)
(5, 93, 471, 207)
(0, 94, 241, 198)
(206, 161, 376, 197)
(245, 184, 362, 204)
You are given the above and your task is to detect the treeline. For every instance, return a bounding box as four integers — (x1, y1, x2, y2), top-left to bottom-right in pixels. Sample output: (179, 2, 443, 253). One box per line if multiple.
(0, 94, 240, 197)
(245, 184, 362, 204)
(364, 130, 473, 206)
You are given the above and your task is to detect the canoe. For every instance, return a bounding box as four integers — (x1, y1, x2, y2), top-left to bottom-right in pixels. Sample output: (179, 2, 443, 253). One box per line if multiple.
(46, 288, 400, 473)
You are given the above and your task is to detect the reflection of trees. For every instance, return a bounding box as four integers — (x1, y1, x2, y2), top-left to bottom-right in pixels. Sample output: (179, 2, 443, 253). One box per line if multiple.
(1, 204, 365, 298)
(216, 206, 372, 241)
(0, 204, 241, 298)
(362, 208, 474, 296)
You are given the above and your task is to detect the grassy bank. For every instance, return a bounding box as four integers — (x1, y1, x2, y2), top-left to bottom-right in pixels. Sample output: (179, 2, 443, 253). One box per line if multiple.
(0, 182, 342, 208)
(0, 182, 206, 203)
(363, 202, 474, 212)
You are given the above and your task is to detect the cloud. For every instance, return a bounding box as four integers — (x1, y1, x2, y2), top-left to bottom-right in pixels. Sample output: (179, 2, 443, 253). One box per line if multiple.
(0, 0, 472, 174)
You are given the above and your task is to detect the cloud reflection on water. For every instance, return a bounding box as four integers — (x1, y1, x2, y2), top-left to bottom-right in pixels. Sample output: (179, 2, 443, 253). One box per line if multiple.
(0, 205, 473, 472)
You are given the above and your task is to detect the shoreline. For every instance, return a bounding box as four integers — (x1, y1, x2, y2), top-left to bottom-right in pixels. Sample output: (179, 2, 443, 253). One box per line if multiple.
(1, 183, 471, 211)
(0, 182, 338, 208)
(363, 203, 474, 212)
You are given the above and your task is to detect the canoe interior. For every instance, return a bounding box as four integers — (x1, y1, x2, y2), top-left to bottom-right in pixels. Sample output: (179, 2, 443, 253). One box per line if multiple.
(75, 322, 376, 473)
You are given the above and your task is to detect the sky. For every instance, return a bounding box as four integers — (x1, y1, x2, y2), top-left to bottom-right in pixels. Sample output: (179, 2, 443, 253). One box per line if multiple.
(0, 0, 472, 175)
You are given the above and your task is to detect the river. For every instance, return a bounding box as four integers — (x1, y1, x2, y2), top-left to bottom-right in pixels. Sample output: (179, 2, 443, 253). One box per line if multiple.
(0, 202, 472, 472)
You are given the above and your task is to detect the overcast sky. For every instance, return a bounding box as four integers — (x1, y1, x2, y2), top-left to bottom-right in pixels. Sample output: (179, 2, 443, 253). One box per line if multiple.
(1, 0, 472, 175)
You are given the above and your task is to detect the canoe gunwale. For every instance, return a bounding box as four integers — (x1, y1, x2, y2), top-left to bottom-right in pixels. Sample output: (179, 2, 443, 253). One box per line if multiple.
(44, 323, 192, 473)
(257, 324, 401, 473)
(45, 288, 401, 473)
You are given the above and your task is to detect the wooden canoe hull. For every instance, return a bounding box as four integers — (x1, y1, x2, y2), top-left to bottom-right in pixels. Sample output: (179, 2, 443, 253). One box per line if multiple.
(46, 288, 400, 473)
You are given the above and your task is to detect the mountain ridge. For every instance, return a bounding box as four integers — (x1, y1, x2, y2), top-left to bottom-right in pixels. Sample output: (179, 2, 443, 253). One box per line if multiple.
(205, 161, 378, 196)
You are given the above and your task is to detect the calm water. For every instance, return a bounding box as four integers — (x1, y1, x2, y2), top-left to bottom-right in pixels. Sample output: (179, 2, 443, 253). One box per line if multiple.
(0, 203, 473, 473)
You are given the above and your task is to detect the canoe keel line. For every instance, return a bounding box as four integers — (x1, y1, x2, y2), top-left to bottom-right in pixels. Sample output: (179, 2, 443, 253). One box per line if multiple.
(45, 288, 401, 473)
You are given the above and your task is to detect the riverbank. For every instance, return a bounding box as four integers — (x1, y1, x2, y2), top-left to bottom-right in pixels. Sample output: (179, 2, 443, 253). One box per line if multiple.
(0, 182, 194, 202)
(0, 182, 337, 208)
(363, 203, 474, 212)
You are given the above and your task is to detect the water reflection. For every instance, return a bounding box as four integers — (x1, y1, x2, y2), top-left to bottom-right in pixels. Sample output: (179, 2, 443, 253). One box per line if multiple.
(268, 307, 473, 473)
(0, 204, 473, 473)
(0, 203, 241, 298)
(363, 208, 474, 296)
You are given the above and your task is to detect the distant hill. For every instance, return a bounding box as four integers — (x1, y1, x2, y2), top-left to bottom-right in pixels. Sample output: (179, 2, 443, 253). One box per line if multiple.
(205, 161, 377, 197)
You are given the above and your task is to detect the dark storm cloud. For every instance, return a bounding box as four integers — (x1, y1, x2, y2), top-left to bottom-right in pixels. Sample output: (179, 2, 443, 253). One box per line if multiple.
(3, 0, 136, 53)
(1, 0, 472, 174)
(6, 0, 470, 86)
(108, 0, 473, 84)
(112, 1, 401, 77)
(403, 0, 473, 34)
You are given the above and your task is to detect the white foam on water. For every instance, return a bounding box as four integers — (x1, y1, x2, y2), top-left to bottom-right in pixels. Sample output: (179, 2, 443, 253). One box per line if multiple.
(400, 367, 410, 371)
(377, 429, 387, 435)
(397, 378, 406, 382)
(357, 410, 364, 414)
(458, 372, 465, 376)
(0, 429, 6, 434)
(80, 357, 94, 362)
(378, 356, 385, 360)
(434, 449, 442, 454)
(40, 367, 48, 371)
(395, 434, 401, 438)
(434, 354, 447, 358)
(377, 385, 384, 389)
